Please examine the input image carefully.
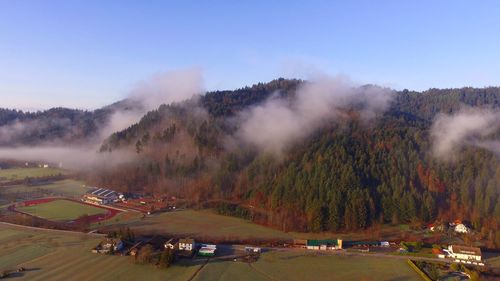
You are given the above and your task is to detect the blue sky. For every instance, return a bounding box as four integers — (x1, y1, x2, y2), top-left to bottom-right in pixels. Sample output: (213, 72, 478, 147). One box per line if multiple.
(1, 0, 500, 110)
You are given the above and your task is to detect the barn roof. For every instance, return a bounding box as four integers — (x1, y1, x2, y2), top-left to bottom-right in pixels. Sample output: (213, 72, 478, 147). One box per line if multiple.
(86, 187, 121, 198)
(306, 239, 338, 246)
(180, 238, 195, 244)
(450, 245, 482, 256)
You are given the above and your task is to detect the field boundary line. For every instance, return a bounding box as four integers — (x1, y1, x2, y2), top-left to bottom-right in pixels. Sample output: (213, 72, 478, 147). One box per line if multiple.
(0, 221, 105, 236)
(19, 247, 61, 266)
(186, 258, 210, 281)
(407, 259, 432, 281)
(248, 262, 279, 281)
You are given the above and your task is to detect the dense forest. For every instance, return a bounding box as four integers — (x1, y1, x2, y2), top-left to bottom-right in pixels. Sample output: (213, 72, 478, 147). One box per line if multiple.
(0, 99, 138, 146)
(89, 79, 500, 247)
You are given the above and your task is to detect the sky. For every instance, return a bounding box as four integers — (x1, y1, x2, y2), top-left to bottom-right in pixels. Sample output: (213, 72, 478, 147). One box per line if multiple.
(1, 0, 500, 110)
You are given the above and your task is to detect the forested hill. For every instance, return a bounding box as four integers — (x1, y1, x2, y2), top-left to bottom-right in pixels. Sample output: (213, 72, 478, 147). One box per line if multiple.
(93, 79, 500, 247)
(0, 99, 138, 146)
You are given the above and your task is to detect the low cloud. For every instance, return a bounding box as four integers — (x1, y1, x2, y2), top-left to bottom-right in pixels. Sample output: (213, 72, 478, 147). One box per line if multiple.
(0, 117, 72, 145)
(100, 67, 204, 137)
(0, 68, 205, 170)
(233, 75, 394, 155)
(431, 106, 500, 159)
(129, 68, 203, 111)
(0, 146, 137, 170)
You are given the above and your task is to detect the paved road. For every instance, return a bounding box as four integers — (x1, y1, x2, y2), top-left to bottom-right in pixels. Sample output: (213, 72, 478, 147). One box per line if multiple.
(223, 244, 470, 265)
(1, 221, 493, 268)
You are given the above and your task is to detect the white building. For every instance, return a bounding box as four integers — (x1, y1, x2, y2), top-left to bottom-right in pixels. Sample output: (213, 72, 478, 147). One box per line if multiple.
(198, 246, 216, 256)
(179, 238, 195, 251)
(82, 187, 124, 205)
(245, 246, 261, 253)
(448, 245, 483, 266)
(164, 238, 178, 250)
(454, 223, 470, 233)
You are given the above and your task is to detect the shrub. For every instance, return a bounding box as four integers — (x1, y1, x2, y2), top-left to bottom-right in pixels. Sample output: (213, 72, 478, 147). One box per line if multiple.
(136, 244, 154, 264)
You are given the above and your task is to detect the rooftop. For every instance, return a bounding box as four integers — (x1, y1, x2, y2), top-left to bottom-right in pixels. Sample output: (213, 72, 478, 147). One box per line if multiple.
(306, 239, 338, 246)
(86, 187, 122, 198)
(450, 245, 482, 256)
(179, 238, 195, 244)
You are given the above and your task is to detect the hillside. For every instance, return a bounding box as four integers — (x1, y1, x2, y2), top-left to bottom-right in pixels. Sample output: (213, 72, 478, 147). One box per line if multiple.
(86, 79, 500, 247)
(0, 99, 140, 146)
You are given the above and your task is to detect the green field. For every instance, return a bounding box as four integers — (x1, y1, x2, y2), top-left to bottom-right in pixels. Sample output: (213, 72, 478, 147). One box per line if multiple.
(114, 209, 420, 242)
(194, 251, 421, 281)
(0, 179, 89, 198)
(0, 167, 68, 183)
(3, 223, 499, 281)
(0, 224, 423, 281)
(17, 199, 106, 221)
(0, 225, 200, 281)
(124, 209, 293, 240)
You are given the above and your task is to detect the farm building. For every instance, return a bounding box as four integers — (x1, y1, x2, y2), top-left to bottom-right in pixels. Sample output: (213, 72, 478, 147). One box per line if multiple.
(454, 223, 470, 233)
(293, 239, 308, 248)
(179, 238, 195, 251)
(429, 223, 447, 232)
(92, 238, 124, 254)
(164, 238, 178, 250)
(245, 246, 261, 253)
(306, 239, 342, 250)
(343, 241, 380, 248)
(198, 244, 217, 257)
(433, 248, 446, 259)
(82, 187, 124, 205)
(447, 245, 483, 265)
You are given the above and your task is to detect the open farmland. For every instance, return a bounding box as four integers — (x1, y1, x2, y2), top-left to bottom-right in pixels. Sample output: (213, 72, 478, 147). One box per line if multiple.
(0, 224, 421, 281)
(4, 223, 500, 281)
(110, 209, 425, 243)
(192, 251, 421, 281)
(0, 224, 201, 281)
(121, 209, 293, 241)
(249, 251, 420, 281)
(16, 199, 108, 221)
(0, 179, 89, 200)
(0, 167, 68, 183)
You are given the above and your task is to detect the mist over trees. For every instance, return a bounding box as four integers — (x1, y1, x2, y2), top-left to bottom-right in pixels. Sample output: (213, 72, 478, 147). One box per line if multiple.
(1, 79, 499, 246)
(84, 79, 500, 246)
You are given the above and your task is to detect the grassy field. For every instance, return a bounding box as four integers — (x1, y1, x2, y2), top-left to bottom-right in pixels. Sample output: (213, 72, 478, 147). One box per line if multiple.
(194, 260, 268, 281)
(489, 256, 500, 267)
(251, 251, 420, 281)
(0, 179, 89, 198)
(6, 224, 499, 281)
(0, 225, 201, 281)
(0, 224, 421, 281)
(113, 209, 420, 242)
(17, 199, 107, 221)
(122, 209, 294, 241)
(0, 167, 68, 183)
(192, 251, 422, 281)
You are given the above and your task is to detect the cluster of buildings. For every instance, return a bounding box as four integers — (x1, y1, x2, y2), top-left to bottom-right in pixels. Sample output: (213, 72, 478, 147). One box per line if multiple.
(82, 187, 124, 205)
(165, 238, 217, 257)
(292, 239, 396, 251)
(92, 238, 125, 254)
(436, 245, 484, 266)
(429, 220, 471, 234)
(293, 239, 343, 250)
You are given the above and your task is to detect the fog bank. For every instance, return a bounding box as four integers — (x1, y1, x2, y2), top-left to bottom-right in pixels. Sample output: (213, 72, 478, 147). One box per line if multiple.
(431, 106, 500, 159)
(233, 75, 394, 155)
